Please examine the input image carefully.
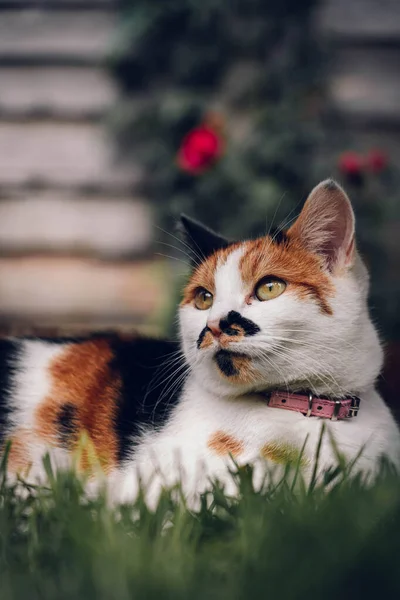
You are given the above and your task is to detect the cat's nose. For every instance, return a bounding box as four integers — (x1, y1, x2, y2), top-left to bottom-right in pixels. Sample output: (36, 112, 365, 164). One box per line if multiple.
(207, 319, 222, 338)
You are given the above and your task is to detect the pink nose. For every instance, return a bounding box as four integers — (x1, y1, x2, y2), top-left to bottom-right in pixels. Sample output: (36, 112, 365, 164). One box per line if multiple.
(207, 320, 222, 338)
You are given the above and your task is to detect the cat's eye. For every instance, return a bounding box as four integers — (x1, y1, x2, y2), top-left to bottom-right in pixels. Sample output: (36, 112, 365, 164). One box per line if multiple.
(194, 288, 213, 310)
(255, 277, 286, 301)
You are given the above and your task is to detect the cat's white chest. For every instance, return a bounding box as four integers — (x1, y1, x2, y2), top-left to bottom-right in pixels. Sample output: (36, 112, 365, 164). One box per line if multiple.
(115, 380, 400, 507)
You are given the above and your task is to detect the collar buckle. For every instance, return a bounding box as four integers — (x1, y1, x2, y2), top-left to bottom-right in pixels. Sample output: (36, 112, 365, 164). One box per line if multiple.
(347, 397, 361, 418)
(306, 392, 313, 417)
(331, 399, 342, 421)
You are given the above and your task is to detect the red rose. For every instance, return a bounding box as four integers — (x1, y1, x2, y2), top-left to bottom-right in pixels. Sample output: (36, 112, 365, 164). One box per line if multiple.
(177, 125, 223, 174)
(366, 149, 388, 173)
(338, 151, 363, 176)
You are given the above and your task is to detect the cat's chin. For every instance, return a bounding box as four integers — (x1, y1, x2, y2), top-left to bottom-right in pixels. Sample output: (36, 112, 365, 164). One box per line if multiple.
(212, 349, 256, 382)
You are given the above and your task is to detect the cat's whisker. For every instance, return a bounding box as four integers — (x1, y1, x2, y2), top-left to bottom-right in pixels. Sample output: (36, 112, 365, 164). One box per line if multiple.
(241, 336, 354, 364)
(282, 352, 351, 397)
(155, 225, 204, 267)
(256, 335, 360, 359)
(267, 191, 287, 238)
(154, 252, 190, 266)
(259, 329, 362, 353)
(150, 364, 193, 422)
(144, 352, 187, 400)
(156, 241, 197, 266)
(254, 348, 291, 394)
(145, 359, 187, 399)
(253, 342, 351, 397)
(149, 364, 190, 412)
(274, 193, 303, 233)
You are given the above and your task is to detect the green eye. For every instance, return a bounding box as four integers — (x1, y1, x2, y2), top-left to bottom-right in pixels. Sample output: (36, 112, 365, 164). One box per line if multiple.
(194, 288, 213, 310)
(255, 277, 286, 301)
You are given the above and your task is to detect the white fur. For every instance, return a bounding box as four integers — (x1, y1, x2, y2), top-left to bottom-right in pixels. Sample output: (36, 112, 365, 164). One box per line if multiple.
(10, 340, 65, 428)
(7, 340, 72, 481)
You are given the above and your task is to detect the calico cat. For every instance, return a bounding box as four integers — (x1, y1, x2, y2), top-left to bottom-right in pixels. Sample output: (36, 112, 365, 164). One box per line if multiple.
(0, 179, 399, 507)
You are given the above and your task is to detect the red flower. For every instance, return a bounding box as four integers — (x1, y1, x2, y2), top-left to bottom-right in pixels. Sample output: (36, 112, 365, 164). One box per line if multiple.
(338, 151, 363, 177)
(366, 149, 388, 173)
(177, 125, 223, 174)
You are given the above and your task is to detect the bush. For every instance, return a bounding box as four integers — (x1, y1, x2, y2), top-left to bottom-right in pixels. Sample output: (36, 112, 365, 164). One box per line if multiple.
(109, 0, 324, 238)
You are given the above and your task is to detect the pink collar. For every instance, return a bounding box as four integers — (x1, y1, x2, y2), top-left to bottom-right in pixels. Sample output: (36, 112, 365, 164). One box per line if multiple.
(265, 390, 360, 421)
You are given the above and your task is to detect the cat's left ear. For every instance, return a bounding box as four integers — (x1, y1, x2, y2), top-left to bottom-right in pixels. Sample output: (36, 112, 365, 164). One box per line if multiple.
(288, 179, 355, 271)
(179, 214, 229, 266)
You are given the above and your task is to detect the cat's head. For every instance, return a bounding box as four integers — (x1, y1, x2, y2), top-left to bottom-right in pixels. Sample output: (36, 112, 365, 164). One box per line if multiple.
(178, 180, 383, 398)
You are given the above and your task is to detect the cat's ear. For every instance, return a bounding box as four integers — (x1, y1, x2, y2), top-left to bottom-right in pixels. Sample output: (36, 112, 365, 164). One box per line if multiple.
(288, 179, 355, 271)
(179, 214, 229, 266)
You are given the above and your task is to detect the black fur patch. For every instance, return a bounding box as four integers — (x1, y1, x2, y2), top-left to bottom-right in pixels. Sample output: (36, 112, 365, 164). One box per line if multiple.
(0, 339, 19, 447)
(215, 350, 238, 377)
(269, 228, 288, 245)
(179, 214, 231, 266)
(57, 403, 78, 448)
(110, 337, 183, 463)
(224, 327, 240, 337)
(323, 178, 339, 191)
(220, 311, 260, 337)
(197, 326, 210, 349)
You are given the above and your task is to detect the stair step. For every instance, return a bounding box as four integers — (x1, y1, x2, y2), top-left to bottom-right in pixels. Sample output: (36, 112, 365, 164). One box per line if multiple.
(0, 192, 152, 257)
(0, 257, 170, 321)
(0, 1, 117, 8)
(0, 9, 116, 65)
(0, 321, 162, 338)
(318, 0, 400, 42)
(0, 67, 116, 119)
(0, 122, 141, 189)
(329, 47, 400, 122)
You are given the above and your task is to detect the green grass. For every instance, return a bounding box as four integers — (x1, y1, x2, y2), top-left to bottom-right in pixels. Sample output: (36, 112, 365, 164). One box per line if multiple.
(1, 448, 400, 599)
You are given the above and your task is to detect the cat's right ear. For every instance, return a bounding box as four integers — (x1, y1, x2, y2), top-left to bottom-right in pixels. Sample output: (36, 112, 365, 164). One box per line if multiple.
(178, 215, 229, 267)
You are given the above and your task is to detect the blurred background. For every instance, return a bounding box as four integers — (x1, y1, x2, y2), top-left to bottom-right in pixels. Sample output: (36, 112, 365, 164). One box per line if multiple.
(0, 0, 399, 404)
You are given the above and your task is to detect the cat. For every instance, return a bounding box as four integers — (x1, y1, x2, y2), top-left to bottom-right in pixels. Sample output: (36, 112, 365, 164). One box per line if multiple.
(0, 179, 399, 508)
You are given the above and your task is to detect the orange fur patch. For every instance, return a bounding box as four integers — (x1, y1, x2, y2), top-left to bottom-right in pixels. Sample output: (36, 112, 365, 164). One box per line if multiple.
(198, 330, 214, 349)
(228, 354, 256, 384)
(208, 430, 244, 456)
(261, 441, 309, 466)
(199, 327, 246, 351)
(240, 237, 334, 315)
(219, 326, 245, 348)
(181, 233, 333, 315)
(35, 339, 121, 473)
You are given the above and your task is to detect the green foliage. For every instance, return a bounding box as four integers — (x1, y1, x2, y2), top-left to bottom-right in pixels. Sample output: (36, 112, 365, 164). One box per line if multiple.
(2, 448, 400, 599)
(109, 0, 324, 237)
(109, 0, 400, 339)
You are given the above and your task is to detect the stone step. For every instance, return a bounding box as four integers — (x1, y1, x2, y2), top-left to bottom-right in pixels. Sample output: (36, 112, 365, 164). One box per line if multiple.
(0, 256, 171, 322)
(0, 320, 162, 339)
(0, 1, 117, 8)
(0, 67, 116, 119)
(0, 9, 116, 65)
(0, 192, 152, 257)
(317, 0, 400, 42)
(0, 122, 141, 189)
(329, 47, 400, 122)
